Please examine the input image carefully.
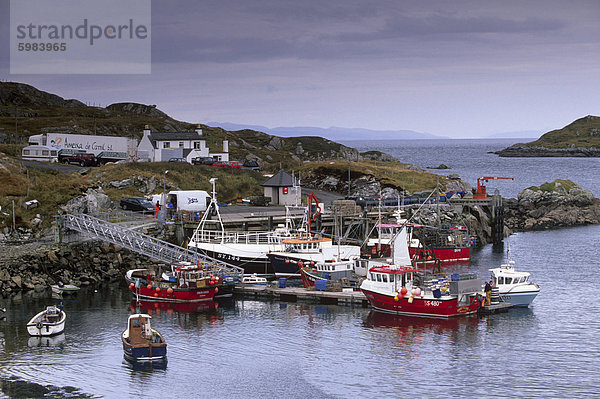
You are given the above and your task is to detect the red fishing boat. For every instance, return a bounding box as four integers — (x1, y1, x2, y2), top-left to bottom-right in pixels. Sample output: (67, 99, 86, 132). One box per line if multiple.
(125, 263, 222, 303)
(360, 227, 481, 318)
(365, 223, 472, 264)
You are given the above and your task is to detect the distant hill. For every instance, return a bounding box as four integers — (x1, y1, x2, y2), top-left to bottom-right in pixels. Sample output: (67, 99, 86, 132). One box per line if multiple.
(0, 81, 396, 170)
(208, 122, 445, 140)
(496, 116, 600, 157)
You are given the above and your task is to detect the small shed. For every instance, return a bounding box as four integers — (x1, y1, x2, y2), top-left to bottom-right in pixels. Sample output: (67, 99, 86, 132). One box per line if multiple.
(261, 170, 301, 205)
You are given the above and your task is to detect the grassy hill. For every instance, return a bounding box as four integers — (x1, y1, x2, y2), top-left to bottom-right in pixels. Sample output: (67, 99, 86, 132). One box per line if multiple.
(523, 115, 600, 149)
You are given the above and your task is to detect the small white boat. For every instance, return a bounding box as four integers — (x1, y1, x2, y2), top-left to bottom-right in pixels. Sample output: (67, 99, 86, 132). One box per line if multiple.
(242, 274, 268, 285)
(489, 260, 540, 307)
(51, 283, 80, 295)
(26, 305, 66, 336)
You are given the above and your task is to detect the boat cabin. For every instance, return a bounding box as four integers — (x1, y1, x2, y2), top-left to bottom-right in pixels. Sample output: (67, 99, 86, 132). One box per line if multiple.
(282, 237, 331, 253)
(490, 261, 532, 287)
(367, 265, 418, 292)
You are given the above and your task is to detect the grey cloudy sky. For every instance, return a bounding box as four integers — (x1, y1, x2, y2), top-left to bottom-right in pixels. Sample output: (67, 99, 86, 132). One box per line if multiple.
(2, 0, 599, 137)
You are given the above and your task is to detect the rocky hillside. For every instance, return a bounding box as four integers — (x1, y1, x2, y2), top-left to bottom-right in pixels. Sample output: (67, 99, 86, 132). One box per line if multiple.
(496, 115, 600, 157)
(0, 81, 392, 169)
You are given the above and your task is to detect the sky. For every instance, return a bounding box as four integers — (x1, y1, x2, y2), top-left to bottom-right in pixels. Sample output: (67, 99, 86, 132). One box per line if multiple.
(1, 0, 599, 138)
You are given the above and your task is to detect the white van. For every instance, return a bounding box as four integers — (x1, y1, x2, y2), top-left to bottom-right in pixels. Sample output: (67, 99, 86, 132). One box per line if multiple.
(165, 190, 210, 212)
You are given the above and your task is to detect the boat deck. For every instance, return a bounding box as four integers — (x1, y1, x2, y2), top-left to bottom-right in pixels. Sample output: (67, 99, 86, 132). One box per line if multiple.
(234, 284, 368, 306)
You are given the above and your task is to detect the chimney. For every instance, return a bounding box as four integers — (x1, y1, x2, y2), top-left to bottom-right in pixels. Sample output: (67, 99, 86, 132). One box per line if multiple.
(223, 140, 229, 153)
(195, 124, 203, 136)
(143, 124, 151, 138)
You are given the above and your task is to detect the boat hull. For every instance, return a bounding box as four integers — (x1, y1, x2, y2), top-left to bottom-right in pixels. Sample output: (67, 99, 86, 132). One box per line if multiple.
(122, 340, 167, 362)
(361, 288, 480, 318)
(131, 285, 217, 303)
(267, 253, 302, 277)
(498, 291, 539, 307)
(193, 247, 275, 277)
(366, 245, 471, 263)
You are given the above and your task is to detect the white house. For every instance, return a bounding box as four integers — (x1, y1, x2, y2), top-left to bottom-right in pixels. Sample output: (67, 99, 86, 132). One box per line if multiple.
(261, 170, 302, 206)
(137, 125, 229, 163)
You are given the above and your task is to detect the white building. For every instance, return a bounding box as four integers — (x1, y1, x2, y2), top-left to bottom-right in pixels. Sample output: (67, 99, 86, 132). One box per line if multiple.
(137, 125, 229, 163)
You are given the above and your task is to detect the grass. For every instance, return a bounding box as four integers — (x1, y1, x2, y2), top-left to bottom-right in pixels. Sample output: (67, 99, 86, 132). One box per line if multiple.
(527, 179, 579, 193)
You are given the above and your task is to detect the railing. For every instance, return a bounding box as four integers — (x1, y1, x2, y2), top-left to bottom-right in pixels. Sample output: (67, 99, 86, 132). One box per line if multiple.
(191, 229, 288, 245)
(60, 213, 244, 281)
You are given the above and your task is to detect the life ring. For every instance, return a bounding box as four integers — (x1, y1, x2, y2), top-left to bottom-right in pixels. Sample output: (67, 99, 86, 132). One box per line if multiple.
(36, 321, 43, 329)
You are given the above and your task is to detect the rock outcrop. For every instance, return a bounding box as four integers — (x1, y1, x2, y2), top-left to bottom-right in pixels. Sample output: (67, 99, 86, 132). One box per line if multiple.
(495, 144, 600, 157)
(504, 180, 600, 230)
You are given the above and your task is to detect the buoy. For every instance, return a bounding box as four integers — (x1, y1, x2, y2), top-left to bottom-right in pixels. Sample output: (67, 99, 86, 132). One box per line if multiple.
(147, 284, 152, 290)
(167, 287, 173, 294)
(298, 262, 303, 267)
(215, 287, 219, 293)
(129, 283, 134, 289)
(154, 293, 158, 297)
(155, 287, 160, 292)
(400, 287, 408, 295)
(285, 259, 290, 264)
(310, 261, 315, 265)
(413, 288, 421, 297)
(210, 281, 214, 285)
(394, 296, 399, 301)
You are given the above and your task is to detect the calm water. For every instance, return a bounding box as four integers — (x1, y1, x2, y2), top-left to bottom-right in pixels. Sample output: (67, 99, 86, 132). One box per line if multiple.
(1, 139, 600, 398)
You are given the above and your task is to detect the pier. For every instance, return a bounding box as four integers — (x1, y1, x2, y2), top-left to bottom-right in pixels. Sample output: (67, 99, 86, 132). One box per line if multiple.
(234, 284, 369, 306)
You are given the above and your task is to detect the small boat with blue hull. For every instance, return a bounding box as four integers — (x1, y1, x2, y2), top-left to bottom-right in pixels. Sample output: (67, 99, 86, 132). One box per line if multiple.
(489, 260, 540, 307)
(121, 314, 167, 363)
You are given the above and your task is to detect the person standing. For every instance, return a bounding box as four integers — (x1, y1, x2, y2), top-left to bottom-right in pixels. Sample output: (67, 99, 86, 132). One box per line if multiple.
(484, 280, 492, 305)
(155, 201, 160, 219)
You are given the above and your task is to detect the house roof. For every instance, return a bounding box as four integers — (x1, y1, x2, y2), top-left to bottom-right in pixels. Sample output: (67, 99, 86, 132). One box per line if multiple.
(261, 170, 301, 187)
(150, 132, 204, 141)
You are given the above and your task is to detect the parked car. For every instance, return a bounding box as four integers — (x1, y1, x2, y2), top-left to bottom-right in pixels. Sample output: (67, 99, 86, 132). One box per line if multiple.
(58, 152, 98, 167)
(212, 160, 243, 169)
(242, 160, 262, 171)
(248, 196, 271, 206)
(168, 157, 188, 163)
(192, 157, 215, 165)
(120, 197, 155, 213)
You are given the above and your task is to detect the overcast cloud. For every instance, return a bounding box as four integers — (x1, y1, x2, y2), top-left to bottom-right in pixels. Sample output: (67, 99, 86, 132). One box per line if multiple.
(1, 0, 599, 137)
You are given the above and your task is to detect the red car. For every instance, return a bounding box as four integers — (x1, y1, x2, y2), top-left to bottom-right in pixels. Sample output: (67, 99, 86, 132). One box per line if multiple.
(212, 160, 243, 168)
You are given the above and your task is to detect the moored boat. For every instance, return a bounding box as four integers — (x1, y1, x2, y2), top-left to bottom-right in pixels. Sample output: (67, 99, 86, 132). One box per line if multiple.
(121, 313, 167, 362)
(26, 305, 66, 336)
(360, 227, 481, 318)
(241, 274, 269, 285)
(268, 236, 361, 278)
(51, 282, 80, 295)
(489, 260, 540, 307)
(299, 259, 357, 288)
(125, 263, 221, 303)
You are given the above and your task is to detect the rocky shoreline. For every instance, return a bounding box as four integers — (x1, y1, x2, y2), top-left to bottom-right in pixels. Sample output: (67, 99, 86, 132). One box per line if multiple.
(495, 144, 600, 157)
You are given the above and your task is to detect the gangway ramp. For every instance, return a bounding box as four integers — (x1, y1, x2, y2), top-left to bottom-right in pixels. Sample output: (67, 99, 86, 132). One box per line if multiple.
(60, 213, 244, 281)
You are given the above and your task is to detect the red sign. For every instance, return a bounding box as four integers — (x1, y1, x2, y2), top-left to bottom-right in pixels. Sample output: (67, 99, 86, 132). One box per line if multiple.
(282, 187, 289, 195)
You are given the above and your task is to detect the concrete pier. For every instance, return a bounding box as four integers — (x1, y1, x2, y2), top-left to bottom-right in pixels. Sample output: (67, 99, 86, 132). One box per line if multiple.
(234, 284, 368, 306)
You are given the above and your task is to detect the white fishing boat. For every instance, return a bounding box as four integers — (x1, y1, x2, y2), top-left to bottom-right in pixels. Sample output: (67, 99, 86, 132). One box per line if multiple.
(489, 260, 540, 307)
(26, 305, 66, 337)
(241, 274, 268, 285)
(51, 282, 80, 295)
(188, 178, 309, 277)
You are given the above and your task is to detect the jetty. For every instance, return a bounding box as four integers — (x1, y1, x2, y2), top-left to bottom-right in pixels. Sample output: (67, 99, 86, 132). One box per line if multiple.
(234, 284, 368, 306)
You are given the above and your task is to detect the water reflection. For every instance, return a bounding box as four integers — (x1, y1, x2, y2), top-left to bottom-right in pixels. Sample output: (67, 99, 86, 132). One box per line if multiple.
(27, 333, 66, 348)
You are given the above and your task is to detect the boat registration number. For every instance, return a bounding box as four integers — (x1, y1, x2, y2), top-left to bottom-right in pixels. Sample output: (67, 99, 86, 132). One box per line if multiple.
(217, 253, 241, 262)
(424, 300, 440, 307)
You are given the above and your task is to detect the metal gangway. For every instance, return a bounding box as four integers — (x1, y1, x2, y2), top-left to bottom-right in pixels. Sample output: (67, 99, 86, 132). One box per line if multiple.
(60, 213, 244, 281)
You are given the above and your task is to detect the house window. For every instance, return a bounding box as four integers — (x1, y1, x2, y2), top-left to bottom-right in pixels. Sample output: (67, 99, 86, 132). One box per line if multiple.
(163, 142, 170, 149)
(194, 141, 201, 149)
(179, 142, 184, 148)
(42, 150, 49, 155)
(23, 150, 30, 155)
(51, 150, 57, 156)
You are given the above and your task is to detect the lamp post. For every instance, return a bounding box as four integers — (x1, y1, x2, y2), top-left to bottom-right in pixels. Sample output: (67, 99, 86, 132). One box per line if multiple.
(163, 170, 169, 208)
